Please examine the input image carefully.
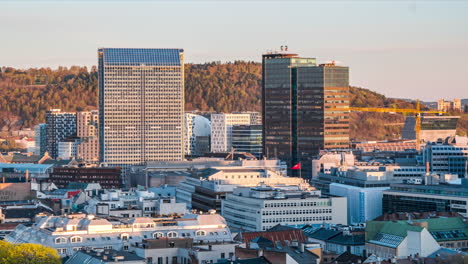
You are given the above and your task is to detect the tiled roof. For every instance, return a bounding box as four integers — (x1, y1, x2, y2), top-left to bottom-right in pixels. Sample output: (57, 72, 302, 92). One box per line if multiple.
(267, 224, 298, 232)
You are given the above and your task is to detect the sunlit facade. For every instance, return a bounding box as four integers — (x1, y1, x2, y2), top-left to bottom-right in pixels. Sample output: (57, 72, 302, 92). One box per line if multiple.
(98, 48, 185, 166)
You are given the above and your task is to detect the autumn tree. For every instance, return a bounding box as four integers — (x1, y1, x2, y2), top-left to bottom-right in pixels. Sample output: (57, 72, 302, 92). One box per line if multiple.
(0, 241, 61, 264)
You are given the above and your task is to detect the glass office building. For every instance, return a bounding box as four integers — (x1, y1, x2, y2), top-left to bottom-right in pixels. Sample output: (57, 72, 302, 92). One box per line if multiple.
(98, 48, 185, 166)
(262, 53, 349, 177)
(231, 125, 263, 158)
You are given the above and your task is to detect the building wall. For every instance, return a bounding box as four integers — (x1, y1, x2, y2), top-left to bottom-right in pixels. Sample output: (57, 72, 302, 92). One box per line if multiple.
(98, 48, 184, 167)
(184, 113, 211, 156)
(77, 110, 99, 162)
(262, 54, 349, 178)
(0, 183, 32, 201)
(46, 110, 77, 159)
(34, 124, 48, 156)
(210, 113, 251, 153)
(330, 183, 389, 224)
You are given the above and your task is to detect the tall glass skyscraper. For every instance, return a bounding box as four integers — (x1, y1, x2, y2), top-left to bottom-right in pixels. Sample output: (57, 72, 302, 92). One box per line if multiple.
(98, 48, 185, 167)
(262, 52, 349, 177)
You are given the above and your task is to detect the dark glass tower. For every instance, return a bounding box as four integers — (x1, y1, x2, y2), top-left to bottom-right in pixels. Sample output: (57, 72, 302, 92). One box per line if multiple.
(262, 53, 349, 178)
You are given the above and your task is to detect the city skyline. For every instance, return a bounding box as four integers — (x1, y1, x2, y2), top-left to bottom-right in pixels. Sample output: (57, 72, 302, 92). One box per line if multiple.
(1, 1, 468, 101)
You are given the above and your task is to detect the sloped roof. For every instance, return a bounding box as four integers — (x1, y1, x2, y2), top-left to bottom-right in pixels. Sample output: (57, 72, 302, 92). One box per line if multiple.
(328, 233, 365, 246)
(267, 224, 298, 232)
(306, 227, 341, 241)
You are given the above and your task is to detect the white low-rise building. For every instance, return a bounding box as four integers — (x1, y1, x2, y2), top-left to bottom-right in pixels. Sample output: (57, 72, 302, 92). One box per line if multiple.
(222, 184, 347, 232)
(5, 213, 233, 257)
(85, 189, 186, 217)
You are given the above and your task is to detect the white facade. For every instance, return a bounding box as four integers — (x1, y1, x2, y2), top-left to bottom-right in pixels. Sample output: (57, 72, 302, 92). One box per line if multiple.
(330, 183, 389, 224)
(85, 189, 186, 217)
(98, 48, 185, 167)
(176, 167, 305, 209)
(311, 151, 355, 178)
(222, 185, 347, 232)
(5, 213, 233, 257)
(58, 140, 80, 159)
(210, 113, 252, 153)
(184, 113, 211, 156)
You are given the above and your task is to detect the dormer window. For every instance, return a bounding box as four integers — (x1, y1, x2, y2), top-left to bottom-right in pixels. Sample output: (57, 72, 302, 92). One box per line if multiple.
(153, 232, 164, 238)
(167, 231, 178, 238)
(196, 230, 206, 237)
(70, 236, 82, 243)
(55, 237, 67, 244)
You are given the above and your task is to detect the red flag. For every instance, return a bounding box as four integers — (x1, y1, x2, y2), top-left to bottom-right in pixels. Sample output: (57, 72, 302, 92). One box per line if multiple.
(291, 162, 301, 170)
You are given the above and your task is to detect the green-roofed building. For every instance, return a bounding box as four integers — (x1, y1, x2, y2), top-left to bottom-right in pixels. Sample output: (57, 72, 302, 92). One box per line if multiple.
(366, 216, 468, 259)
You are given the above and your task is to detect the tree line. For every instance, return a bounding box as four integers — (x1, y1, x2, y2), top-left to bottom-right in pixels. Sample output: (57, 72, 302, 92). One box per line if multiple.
(1, 63, 466, 140)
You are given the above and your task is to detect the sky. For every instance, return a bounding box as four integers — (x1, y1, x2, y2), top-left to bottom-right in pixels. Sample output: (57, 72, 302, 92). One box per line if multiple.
(1, 0, 468, 101)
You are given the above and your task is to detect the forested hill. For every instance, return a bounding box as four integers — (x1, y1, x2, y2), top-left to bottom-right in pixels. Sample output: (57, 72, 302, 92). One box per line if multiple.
(1, 62, 466, 140)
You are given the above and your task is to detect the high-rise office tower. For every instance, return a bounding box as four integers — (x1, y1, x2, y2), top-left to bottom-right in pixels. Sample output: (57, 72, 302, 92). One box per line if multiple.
(34, 123, 47, 156)
(98, 48, 185, 166)
(46, 109, 77, 159)
(77, 110, 99, 162)
(262, 52, 349, 177)
(231, 124, 263, 158)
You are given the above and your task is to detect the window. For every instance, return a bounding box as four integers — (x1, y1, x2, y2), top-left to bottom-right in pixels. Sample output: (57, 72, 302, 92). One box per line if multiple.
(121, 234, 129, 241)
(73, 247, 82, 252)
(167, 231, 178, 238)
(196, 230, 206, 236)
(55, 237, 67, 244)
(57, 248, 67, 254)
(70, 236, 82, 243)
(153, 232, 164, 238)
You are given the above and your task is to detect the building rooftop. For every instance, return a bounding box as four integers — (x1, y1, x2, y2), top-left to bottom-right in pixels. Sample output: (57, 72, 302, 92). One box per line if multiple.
(100, 48, 183, 66)
(65, 249, 144, 264)
(388, 183, 468, 198)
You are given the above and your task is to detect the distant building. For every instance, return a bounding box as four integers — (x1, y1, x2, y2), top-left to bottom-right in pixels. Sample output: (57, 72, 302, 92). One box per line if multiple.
(402, 116, 460, 143)
(177, 167, 305, 212)
(383, 181, 468, 217)
(77, 110, 99, 163)
(423, 136, 468, 177)
(6, 213, 233, 257)
(262, 53, 349, 178)
(312, 163, 427, 224)
(34, 123, 48, 156)
(133, 238, 238, 264)
(366, 219, 441, 259)
(46, 109, 77, 159)
(231, 125, 262, 158)
(98, 48, 185, 167)
(49, 166, 122, 189)
(85, 189, 185, 217)
(438, 99, 462, 112)
(303, 225, 365, 257)
(65, 249, 145, 264)
(210, 113, 252, 153)
(222, 184, 347, 231)
(184, 113, 211, 156)
(57, 137, 81, 160)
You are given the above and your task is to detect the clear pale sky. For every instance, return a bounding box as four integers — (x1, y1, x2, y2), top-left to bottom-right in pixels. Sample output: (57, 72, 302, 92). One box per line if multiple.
(2, 1, 467, 101)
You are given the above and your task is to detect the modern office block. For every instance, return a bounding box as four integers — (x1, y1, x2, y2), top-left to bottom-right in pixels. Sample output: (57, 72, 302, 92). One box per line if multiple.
(46, 109, 77, 159)
(34, 123, 47, 156)
(231, 124, 262, 158)
(77, 110, 99, 162)
(98, 48, 185, 167)
(184, 113, 211, 156)
(262, 52, 349, 177)
(210, 113, 252, 153)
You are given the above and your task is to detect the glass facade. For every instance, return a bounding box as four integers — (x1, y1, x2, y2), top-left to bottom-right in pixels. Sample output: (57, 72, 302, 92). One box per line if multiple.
(231, 125, 263, 158)
(98, 48, 184, 166)
(262, 54, 349, 177)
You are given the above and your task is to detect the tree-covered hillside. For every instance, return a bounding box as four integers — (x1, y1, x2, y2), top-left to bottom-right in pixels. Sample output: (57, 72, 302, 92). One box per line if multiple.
(1, 62, 466, 140)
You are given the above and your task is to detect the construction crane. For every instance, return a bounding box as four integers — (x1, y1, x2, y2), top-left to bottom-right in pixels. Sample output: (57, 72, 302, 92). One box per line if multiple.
(343, 100, 445, 151)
